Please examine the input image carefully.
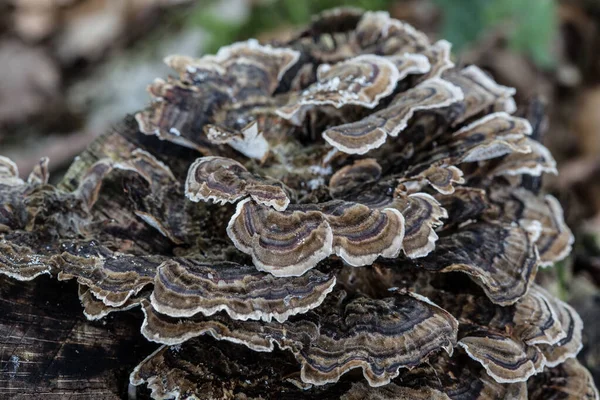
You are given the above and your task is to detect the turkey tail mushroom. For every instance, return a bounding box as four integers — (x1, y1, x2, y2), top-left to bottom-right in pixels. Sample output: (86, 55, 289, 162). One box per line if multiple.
(0, 6, 597, 400)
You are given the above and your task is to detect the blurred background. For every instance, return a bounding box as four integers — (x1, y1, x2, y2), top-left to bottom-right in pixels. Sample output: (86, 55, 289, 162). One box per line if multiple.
(0, 0, 599, 386)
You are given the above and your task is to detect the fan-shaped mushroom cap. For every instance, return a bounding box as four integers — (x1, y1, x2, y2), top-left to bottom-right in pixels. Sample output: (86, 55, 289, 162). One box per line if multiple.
(277, 55, 402, 120)
(227, 199, 334, 276)
(0, 156, 60, 280)
(395, 192, 447, 258)
(389, 275, 572, 384)
(201, 39, 300, 87)
(535, 287, 584, 367)
(78, 284, 146, 321)
(150, 259, 335, 323)
(57, 247, 158, 307)
(451, 112, 532, 163)
(0, 156, 50, 232)
(323, 78, 464, 154)
(227, 198, 406, 276)
(446, 65, 517, 125)
(528, 358, 599, 400)
(367, 351, 528, 400)
(435, 187, 489, 226)
(423, 286, 565, 348)
(392, 112, 532, 195)
(328, 158, 382, 197)
(0, 234, 54, 281)
(139, 290, 458, 387)
(488, 186, 574, 266)
(400, 164, 465, 195)
(430, 283, 582, 384)
(355, 12, 454, 80)
(419, 222, 539, 305)
(0, 156, 24, 186)
(458, 332, 546, 383)
(136, 39, 300, 151)
(185, 156, 290, 211)
(488, 138, 558, 177)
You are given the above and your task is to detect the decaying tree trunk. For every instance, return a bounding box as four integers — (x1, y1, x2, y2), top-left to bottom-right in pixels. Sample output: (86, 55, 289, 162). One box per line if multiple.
(0, 276, 156, 399)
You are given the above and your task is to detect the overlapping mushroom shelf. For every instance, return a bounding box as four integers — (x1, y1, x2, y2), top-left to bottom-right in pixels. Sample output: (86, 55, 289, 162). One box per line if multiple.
(0, 7, 597, 400)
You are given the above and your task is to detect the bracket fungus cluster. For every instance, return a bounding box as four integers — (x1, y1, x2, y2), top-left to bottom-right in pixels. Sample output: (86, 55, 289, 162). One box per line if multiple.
(0, 8, 598, 400)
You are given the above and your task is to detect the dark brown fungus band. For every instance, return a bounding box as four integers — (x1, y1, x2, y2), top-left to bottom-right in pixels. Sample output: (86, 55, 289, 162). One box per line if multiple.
(78, 284, 147, 321)
(534, 286, 584, 367)
(355, 11, 454, 80)
(434, 187, 489, 226)
(57, 250, 159, 308)
(0, 156, 49, 235)
(382, 269, 574, 384)
(227, 198, 334, 276)
(0, 234, 55, 281)
(328, 158, 383, 197)
(394, 192, 447, 258)
(458, 331, 546, 383)
(399, 164, 465, 195)
(421, 285, 565, 349)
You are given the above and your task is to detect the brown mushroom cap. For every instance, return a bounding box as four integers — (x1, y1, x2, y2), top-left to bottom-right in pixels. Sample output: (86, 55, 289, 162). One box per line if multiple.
(487, 186, 574, 266)
(488, 138, 558, 177)
(535, 286, 584, 367)
(277, 54, 402, 120)
(418, 222, 539, 306)
(135, 39, 300, 152)
(139, 289, 458, 387)
(227, 198, 334, 276)
(458, 332, 546, 383)
(446, 65, 517, 125)
(57, 246, 158, 307)
(528, 358, 599, 400)
(185, 156, 291, 211)
(150, 259, 336, 323)
(323, 77, 464, 154)
(226, 188, 447, 276)
(0, 156, 24, 186)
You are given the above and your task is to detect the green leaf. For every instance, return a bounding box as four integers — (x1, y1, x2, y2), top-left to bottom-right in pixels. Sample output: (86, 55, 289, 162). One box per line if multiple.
(433, 0, 557, 68)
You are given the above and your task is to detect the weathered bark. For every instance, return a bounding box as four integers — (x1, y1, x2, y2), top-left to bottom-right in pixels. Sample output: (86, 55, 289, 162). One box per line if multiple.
(0, 275, 157, 399)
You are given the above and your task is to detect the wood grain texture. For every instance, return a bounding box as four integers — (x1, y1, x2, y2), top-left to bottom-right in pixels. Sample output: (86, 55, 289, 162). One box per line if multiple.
(0, 275, 157, 399)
